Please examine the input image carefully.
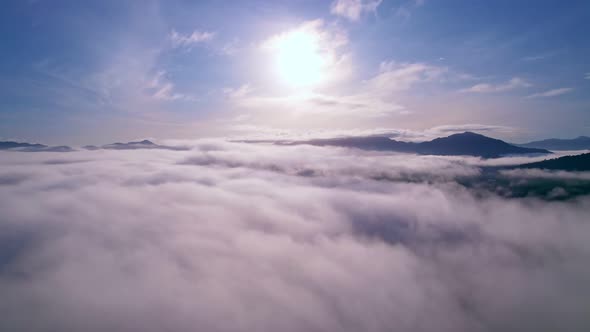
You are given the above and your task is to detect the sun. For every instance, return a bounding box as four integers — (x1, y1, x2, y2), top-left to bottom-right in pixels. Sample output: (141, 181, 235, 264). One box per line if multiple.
(267, 28, 330, 87)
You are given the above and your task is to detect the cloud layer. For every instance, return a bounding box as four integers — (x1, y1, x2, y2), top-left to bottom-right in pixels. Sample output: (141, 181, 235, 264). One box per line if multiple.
(0, 142, 589, 332)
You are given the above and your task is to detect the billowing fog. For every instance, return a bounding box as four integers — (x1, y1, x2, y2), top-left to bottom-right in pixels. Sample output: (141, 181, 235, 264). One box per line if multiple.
(1, 141, 589, 332)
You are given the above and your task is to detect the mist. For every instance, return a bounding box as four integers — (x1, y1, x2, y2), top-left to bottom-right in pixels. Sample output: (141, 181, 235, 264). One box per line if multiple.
(1, 141, 589, 332)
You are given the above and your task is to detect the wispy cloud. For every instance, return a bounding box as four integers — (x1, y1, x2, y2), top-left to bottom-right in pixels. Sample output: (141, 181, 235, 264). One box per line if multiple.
(226, 56, 472, 124)
(394, 0, 425, 19)
(369, 61, 448, 93)
(521, 50, 559, 62)
(145, 71, 189, 101)
(394, 6, 412, 19)
(522, 54, 548, 61)
(585, 72, 590, 80)
(226, 60, 448, 119)
(460, 77, 531, 93)
(224, 84, 252, 99)
(169, 29, 215, 48)
(526, 87, 573, 99)
(330, 0, 383, 21)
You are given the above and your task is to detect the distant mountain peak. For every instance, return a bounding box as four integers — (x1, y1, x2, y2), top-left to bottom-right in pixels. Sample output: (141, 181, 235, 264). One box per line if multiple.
(451, 131, 483, 137)
(518, 136, 590, 151)
(0, 141, 73, 152)
(293, 132, 550, 158)
(434, 131, 494, 141)
(446, 131, 498, 139)
(97, 139, 188, 151)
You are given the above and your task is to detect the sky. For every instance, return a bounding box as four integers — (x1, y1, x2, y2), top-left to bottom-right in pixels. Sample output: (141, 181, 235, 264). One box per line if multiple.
(1, 0, 589, 145)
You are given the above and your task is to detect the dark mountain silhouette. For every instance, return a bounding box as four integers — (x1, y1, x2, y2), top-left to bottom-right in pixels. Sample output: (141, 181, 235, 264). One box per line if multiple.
(517, 136, 590, 150)
(0, 141, 47, 150)
(0, 141, 74, 152)
(102, 140, 160, 150)
(517, 153, 590, 171)
(88, 140, 189, 151)
(299, 132, 550, 158)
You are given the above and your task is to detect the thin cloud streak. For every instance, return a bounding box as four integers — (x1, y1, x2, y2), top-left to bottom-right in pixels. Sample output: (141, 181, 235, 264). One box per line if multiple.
(460, 77, 531, 93)
(169, 29, 215, 48)
(526, 87, 573, 99)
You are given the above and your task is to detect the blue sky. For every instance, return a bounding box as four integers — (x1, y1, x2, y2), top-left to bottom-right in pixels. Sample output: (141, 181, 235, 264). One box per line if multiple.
(1, 0, 589, 144)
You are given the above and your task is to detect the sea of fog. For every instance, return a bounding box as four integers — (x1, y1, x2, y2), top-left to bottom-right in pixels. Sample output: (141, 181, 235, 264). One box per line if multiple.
(0, 140, 589, 332)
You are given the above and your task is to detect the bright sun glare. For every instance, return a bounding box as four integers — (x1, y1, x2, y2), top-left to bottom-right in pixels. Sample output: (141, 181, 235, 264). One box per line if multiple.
(271, 29, 328, 87)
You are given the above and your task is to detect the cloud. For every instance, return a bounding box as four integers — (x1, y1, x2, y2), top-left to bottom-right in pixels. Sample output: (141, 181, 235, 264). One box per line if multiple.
(261, 19, 350, 86)
(0, 143, 590, 331)
(226, 88, 406, 119)
(226, 90, 406, 119)
(500, 168, 590, 181)
(145, 71, 189, 101)
(394, 0, 425, 19)
(460, 77, 532, 93)
(224, 84, 253, 99)
(225, 59, 474, 125)
(394, 6, 412, 19)
(522, 55, 547, 61)
(30, 32, 199, 121)
(263, 20, 349, 51)
(368, 61, 448, 94)
(219, 39, 241, 56)
(169, 29, 215, 48)
(330, 0, 383, 21)
(521, 51, 559, 62)
(424, 124, 517, 139)
(292, 61, 450, 116)
(525, 87, 573, 99)
(584, 73, 590, 80)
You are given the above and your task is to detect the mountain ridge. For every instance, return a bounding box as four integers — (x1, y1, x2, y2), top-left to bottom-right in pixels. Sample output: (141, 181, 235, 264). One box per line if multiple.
(85, 140, 189, 151)
(0, 141, 74, 152)
(517, 136, 590, 150)
(297, 132, 550, 158)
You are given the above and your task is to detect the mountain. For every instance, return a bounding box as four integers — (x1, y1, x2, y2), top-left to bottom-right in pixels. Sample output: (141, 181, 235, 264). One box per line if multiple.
(299, 132, 550, 158)
(518, 136, 590, 150)
(89, 140, 189, 151)
(415, 132, 549, 157)
(101, 140, 161, 150)
(0, 141, 74, 152)
(0, 141, 47, 150)
(517, 153, 590, 171)
(301, 136, 414, 152)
